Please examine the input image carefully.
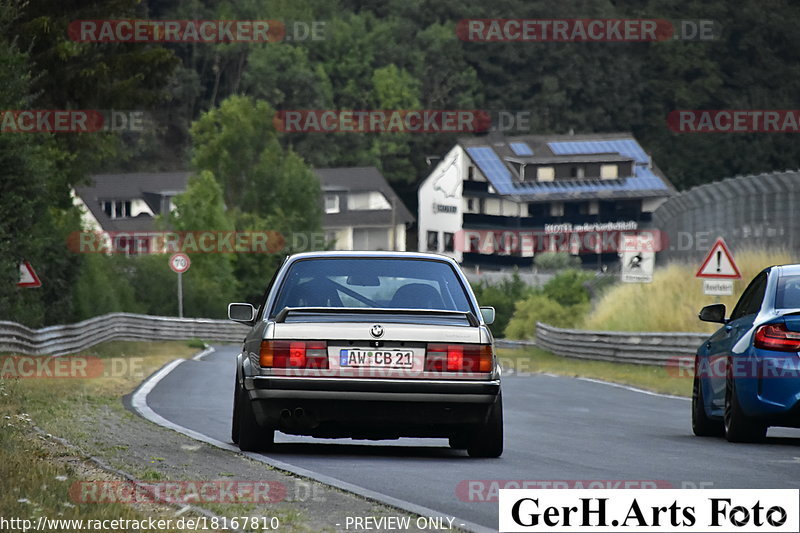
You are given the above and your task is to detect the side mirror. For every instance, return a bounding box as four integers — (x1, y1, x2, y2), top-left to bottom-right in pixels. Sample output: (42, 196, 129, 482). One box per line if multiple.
(698, 303, 727, 324)
(228, 303, 256, 325)
(480, 306, 496, 325)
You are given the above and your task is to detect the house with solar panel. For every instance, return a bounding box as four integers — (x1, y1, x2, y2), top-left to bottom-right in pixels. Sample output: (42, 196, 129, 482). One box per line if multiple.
(418, 133, 675, 269)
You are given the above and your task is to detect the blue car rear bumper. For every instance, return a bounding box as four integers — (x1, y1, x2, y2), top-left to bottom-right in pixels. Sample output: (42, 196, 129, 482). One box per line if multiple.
(735, 350, 800, 424)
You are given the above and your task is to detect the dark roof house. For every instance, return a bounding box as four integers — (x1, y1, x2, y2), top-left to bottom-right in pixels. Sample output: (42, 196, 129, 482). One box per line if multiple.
(74, 171, 191, 232)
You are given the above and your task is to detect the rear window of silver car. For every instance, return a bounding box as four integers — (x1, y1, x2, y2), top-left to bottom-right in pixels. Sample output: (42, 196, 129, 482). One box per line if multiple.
(270, 258, 473, 316)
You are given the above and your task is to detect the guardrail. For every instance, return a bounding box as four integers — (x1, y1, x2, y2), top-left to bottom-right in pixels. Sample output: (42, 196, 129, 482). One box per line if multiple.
(0, 314, 709, 364)
(531, 322, 708, 366)
(0, 313, 249, 356)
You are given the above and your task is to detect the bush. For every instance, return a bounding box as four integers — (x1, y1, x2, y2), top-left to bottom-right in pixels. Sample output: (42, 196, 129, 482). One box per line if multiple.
(504, 294, 589, 339)
(542, 269, 593, 306)
(471, 272, 532, 335)
(534, 252, 581, 271)
(186, 339, 206, 349)
(502, 269, 595, 339)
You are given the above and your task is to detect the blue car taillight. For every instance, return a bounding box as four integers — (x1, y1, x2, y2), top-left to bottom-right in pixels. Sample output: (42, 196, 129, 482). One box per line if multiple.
(754, 323, 800, 352)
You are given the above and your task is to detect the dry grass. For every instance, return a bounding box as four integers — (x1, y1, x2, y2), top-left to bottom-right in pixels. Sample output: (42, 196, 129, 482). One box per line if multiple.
(582, 248, 797, 333)
(498, 347, 692, 397)
(0, 341, 197, 530)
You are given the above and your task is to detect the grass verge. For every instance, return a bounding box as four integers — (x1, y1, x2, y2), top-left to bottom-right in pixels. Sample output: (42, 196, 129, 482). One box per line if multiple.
(498, 346, 692, 397)
(582, 248, 796, 332)
(1, 340, 423, 533)
(0, 341, 199, 531)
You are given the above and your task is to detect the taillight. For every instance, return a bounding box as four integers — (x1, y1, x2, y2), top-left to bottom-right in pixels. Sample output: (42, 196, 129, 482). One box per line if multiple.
(259, 341, 329, 368)
(754, 324, 800, 352)
(425, 344, 493, 372)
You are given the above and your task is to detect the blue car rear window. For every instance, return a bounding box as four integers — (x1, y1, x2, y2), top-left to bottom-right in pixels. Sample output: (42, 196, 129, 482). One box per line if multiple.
(775, 275, 800, 308)
(270, 258, 473, 317)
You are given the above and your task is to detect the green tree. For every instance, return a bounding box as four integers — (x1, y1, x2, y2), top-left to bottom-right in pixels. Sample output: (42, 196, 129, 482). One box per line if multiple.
(126, 171, 240, 318)
(0, 9, 79, 326)
(168, 171, 239, 318)
(191, 95, 321, 220)
(190, 96, 322, 303)
(0, 0, 177, 325)
(73, 255, 144, 320)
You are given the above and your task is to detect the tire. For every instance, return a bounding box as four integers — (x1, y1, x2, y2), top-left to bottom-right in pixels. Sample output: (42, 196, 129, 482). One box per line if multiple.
(236, 380, 275, 452)
(724, 361, 766, 443)
(231, 373, 240, 444)
(467, 393, 504, 458)
(691, 362, 723, 437)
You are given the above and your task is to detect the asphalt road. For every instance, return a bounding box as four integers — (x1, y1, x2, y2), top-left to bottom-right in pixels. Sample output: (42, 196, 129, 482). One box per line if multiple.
(144, 345, 800, 530)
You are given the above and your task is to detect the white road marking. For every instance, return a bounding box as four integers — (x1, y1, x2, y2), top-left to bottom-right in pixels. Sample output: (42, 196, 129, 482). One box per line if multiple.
(575, 376, 690, 401)
(192, 345, 215, 361)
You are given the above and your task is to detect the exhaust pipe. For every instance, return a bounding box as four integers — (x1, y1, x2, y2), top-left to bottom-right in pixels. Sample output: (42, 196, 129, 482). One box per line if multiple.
(280, 409, 291, 420)
(294, 407, 304, 418)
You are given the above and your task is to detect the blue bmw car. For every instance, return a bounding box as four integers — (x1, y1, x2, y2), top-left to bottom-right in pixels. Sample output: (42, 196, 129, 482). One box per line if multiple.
(694, 264, 800, 442)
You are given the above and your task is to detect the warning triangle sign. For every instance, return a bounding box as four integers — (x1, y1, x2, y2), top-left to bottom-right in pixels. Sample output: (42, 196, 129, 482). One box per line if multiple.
(696, 238, 741, 279)
(18, 261, 42, 287)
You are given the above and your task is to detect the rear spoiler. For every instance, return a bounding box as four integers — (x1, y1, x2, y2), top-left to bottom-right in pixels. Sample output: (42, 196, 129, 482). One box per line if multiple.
(274, 306, 480, 327)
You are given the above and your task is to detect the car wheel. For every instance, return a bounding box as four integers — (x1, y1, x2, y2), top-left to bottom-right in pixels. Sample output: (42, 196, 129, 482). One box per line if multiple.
(724, 361, 766, 443)
(691, 361, 723, 437)
(467, 393, 504, 458)
(231, 373, 240, 444)
(236, 381, 275, 452)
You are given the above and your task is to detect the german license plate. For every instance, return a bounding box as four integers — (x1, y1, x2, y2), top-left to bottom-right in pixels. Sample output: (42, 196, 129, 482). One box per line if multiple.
(339, 349, 413, 368)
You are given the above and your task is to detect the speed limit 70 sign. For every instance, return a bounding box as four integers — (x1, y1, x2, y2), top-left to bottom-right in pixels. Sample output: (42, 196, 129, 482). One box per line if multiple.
(169, 253, 191, 274)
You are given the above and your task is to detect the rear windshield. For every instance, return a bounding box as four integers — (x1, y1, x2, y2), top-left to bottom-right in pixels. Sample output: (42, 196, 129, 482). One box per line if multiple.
(270, 258, 473, 316)
(776, 274, 800, 309)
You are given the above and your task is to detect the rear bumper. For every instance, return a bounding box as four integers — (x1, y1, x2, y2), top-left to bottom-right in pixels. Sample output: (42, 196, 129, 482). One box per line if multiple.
(244, 375, 500, 403)
(735, 352, 800, 420)
(243, 376, 501, 438)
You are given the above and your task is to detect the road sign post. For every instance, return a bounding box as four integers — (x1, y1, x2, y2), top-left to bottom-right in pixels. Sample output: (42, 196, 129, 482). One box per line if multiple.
(177, 272, 183, 318)
(696, 237, 741, 296)
(169, 253, 191, 318)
